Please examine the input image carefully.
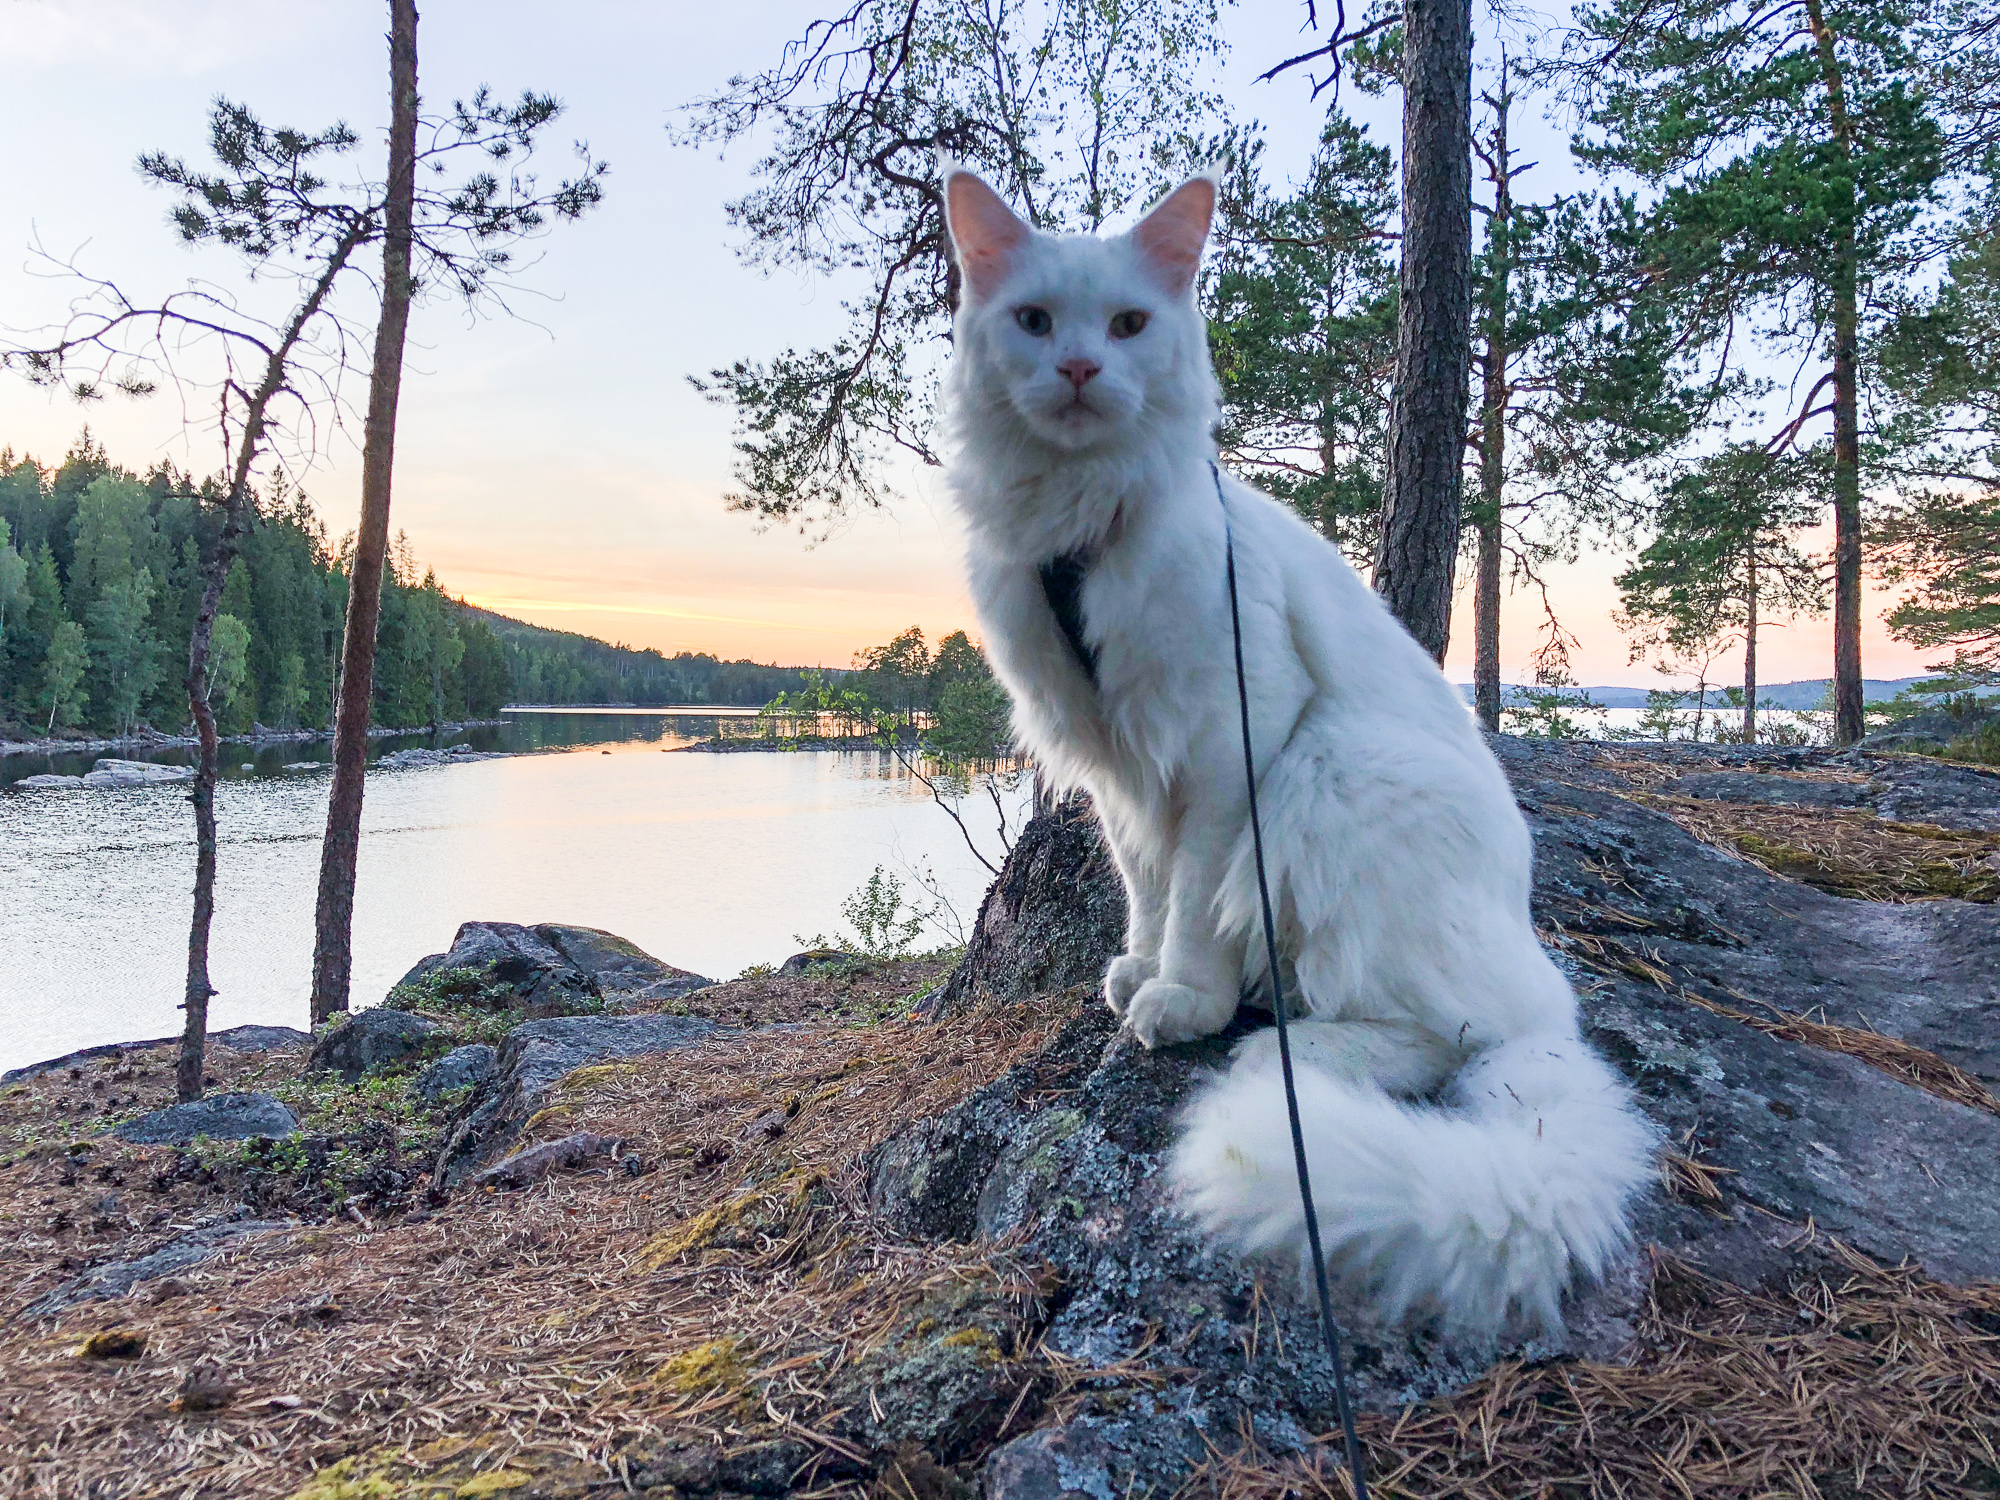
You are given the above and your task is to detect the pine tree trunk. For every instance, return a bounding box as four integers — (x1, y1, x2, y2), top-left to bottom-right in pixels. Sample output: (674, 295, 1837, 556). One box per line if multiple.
(178, 535, 237, 1102)
(1472, 95, 1511, 733)
(1744, 545, 1759, 744)
(1374, 0, 1474, 663)
(311, 0, 419, 1024)
(175, 244, 367, 1102)
(1806, 0, 1864, 746)
(1829, 280, 1864, 745)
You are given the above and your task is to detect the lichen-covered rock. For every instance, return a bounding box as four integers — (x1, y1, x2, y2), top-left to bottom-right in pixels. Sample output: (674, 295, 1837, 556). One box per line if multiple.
(779, 948, 854, 975)
(412, 1043, 497, 1100)
(306, 1008, 439, 1083)
(869, 737, 2000, 1499)
(113, 1092, 298, 1145)
(1663, 769, 1873, 807)
(390, 921, 714, 1016)
(432, 1013, 725, 1185)
(537, 923, 714, 1005)
(1, 1024, 309, 1084)
(821, 1278, 1044, 1461)
(468, 1131, 623, 1189)
(392, 921, 604, 1015)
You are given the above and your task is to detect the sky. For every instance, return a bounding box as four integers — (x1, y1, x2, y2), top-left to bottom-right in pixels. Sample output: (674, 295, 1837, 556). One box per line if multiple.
(0, 0, 1942, 687)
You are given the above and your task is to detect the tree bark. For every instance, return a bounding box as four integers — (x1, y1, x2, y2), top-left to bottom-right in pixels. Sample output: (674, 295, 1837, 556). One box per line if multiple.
(1373, 0, 1474, 663)
(1472, 91, 1511, 732)
(311, 0, 419, 1024)
(1805, 0, 1864, 746)
(1744, 544, 1759, 744)
(178, 528, 241, 1100)
(179, 232, 368, 1102)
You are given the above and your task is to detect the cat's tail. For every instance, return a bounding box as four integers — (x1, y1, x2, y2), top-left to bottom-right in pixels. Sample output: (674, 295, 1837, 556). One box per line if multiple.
(1169, 1033, 1655, 1337)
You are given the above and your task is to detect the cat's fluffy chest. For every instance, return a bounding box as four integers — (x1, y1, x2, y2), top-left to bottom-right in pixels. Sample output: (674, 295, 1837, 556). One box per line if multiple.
(978, 478, 1316, 797)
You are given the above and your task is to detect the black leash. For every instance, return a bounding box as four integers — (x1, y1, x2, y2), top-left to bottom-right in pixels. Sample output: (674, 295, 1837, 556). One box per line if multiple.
(1214, 460, 1369, 1498)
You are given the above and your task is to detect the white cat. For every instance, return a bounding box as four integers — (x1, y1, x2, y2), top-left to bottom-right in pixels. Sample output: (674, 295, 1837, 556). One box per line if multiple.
(938, 165, 1657, 1337)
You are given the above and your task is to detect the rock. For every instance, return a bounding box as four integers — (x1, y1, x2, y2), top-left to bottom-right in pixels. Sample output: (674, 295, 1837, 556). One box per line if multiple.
(307, 1009, 440, 1083)
(1664, 769, 1873, 807)
(1863, 755, 2000, 833)
(433, 1013, 725, 1186)
(13, 773, 83, 790)
(1, 1025, 310, 1084)
(280, 762, 325, 772)
(468, 1131, 624, 1188)
(392, 922, 604, 1016)
(1857, 699, 1999, 754)
(534, 924, 714, 1006)
(113, 1092, 299, 1145)
(374, 743, 506, 769)
(393, 921, 713, 1015)
(80, 758, 193, 788)
(208, 1024, 312, 1053)
(780, 949, 855, 975)
(819, 1282, 1046, 1462)
(866, 738, 2000, 1498)
(412, 1044, 497, 1100)
(21, 1217, 292, 1317)
(984, 1415, 1210, 1500)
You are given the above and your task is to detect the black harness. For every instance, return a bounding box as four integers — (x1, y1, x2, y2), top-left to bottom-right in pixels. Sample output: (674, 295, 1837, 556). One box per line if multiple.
(1038, 551, 1100, 688)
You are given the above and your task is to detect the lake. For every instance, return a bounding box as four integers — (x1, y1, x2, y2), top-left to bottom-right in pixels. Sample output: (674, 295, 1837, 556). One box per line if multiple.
(0, 712, 1028, 1074)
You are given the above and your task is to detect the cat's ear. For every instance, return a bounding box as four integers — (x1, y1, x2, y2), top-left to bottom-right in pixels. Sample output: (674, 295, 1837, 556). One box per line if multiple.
(1132, 173, 1218, 297)
(944, 166, 1032, 303)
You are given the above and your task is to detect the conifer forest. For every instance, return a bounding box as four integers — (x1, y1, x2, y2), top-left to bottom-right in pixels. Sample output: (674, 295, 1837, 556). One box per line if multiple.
(0, 433, 820, 740)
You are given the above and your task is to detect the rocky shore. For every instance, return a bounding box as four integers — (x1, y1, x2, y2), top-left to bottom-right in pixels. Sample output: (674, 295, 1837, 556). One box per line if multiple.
(6, 738, 510, 791)
(2, 738, 1995, 1499)
(0, 717, 504, 760)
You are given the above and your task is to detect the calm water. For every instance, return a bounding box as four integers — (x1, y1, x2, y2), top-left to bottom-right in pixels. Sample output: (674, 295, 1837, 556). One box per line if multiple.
(0, 713, 1026, 1073)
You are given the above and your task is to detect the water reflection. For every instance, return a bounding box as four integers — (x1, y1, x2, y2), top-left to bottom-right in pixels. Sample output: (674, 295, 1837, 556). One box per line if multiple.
(0, 713, 1028, 1072)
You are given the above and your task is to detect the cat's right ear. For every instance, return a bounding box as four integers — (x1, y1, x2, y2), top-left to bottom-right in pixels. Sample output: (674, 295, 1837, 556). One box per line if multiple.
(943, 166, 1031, 304)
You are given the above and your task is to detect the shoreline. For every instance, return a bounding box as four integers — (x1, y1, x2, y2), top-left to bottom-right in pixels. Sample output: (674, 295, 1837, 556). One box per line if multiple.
(0, 717, 505, 760)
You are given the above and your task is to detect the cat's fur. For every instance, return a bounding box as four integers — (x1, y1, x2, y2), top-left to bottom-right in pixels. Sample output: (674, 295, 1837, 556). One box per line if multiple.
(938, 167, 1658, 1338)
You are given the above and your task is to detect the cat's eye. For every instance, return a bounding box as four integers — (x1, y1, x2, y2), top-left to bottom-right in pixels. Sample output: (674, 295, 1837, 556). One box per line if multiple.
(1015, 306, 1053, 336)
(1109, 309, 1150, 339)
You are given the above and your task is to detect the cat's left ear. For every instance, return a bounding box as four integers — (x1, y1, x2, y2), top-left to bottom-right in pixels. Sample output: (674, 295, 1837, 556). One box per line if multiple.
(1132, 172, 1218, 298)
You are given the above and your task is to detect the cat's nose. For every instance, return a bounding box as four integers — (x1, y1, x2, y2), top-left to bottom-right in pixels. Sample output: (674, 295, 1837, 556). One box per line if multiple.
(1057, 357, 1101, 390)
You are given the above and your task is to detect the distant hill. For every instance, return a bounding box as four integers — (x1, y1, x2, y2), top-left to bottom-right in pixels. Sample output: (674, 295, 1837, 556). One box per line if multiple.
(463, 606, 828, 708)
(1455, 677, 1982, 710)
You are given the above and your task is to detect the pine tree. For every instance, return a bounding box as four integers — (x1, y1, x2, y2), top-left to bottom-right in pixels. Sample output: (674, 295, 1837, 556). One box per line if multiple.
(1617, 445, 1828, 740)
(1209, 118, 1399, 566)
(1870, 199, 2000, 678)
(1464, 76, 1705, 729)
(1543, 0, 1952, 743)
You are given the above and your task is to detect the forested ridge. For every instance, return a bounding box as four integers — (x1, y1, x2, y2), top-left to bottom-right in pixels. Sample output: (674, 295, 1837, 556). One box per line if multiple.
(0, 432, 822, 741)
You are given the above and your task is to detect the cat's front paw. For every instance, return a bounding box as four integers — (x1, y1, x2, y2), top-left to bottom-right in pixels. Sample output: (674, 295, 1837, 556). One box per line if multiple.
(1103, 952, 1160, 1017)
(1124, 979, 1233, 1049)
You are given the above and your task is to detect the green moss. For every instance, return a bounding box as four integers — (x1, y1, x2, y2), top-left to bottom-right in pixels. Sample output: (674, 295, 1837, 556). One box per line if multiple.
(938, 1327, 1003, 1362)
(285, 1456, 403, 1500)
(454, 1473, 533, 1497)
(654, 1338, 751, 1395)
